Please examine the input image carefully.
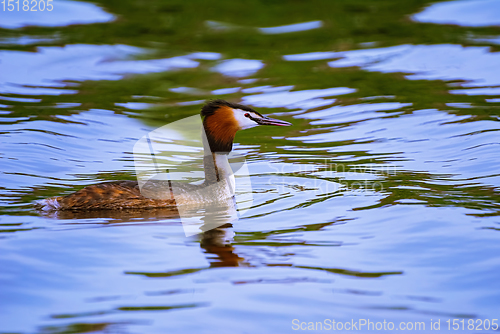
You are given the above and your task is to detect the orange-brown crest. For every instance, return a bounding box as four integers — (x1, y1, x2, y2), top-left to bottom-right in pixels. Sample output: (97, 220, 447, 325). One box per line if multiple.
(204, 105, 240, 149)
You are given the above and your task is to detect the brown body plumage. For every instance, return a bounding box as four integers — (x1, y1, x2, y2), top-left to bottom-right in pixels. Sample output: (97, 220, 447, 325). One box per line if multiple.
(38, 181, 174, 211)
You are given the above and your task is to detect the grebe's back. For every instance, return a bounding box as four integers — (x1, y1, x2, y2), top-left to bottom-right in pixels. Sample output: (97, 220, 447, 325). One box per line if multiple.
(35, 180, 174, 211)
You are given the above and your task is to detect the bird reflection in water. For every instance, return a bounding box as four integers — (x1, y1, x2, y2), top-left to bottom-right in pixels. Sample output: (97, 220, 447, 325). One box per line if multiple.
(39, 199, 246, 267)
(198, 201, 247, 268)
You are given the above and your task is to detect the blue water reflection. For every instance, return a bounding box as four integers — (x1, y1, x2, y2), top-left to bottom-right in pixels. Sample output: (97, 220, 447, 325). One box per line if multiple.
(0, 0, 114, 29)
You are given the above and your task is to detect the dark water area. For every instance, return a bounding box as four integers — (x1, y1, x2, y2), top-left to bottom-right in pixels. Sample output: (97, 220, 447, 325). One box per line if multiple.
(1, 0, 500, 333)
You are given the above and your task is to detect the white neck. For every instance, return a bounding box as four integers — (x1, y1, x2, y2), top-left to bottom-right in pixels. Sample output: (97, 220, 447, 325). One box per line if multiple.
(204, 153, 235, 192)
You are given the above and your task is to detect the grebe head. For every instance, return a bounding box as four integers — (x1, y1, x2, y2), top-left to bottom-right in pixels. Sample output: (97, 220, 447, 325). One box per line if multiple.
(201, 99, 291, 153)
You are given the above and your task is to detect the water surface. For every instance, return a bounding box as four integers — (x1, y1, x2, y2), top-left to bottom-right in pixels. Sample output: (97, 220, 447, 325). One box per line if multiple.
(1, 0, 500, 333)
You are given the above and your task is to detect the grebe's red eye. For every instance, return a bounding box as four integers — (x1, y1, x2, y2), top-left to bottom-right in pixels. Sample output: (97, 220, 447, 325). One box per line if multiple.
(244, 113, 250, 117)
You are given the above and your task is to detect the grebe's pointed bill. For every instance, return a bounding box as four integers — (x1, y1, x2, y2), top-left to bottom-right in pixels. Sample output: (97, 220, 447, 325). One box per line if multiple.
(254, 116, 292, 127)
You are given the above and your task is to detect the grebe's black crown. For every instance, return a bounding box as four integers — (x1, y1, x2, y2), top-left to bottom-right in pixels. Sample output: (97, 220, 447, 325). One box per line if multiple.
(201, 99, 260, 117)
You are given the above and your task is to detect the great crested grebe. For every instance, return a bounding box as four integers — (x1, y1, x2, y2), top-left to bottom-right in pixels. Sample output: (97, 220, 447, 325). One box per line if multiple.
(35, 100, 291, 212)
